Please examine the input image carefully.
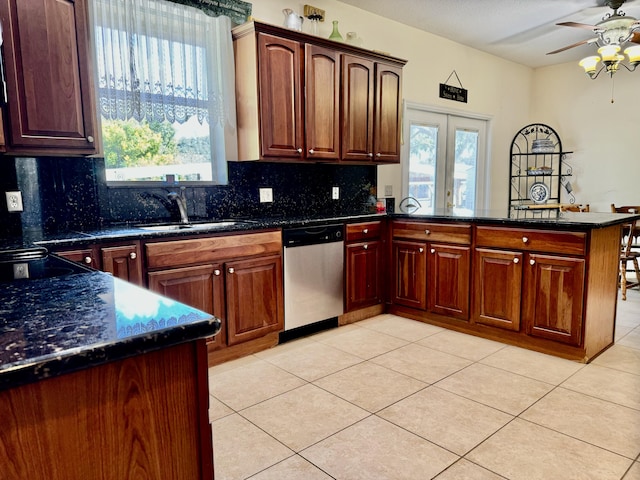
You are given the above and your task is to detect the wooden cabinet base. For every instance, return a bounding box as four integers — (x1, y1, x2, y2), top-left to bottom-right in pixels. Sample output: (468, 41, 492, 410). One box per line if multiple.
(388, 304, 612, 363)
(0, 341, 213, 480)
(208, 331, 280, 367)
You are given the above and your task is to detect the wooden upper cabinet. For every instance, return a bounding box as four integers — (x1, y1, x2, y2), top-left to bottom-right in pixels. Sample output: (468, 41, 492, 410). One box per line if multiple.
(0, 0, 98, 155)
(305, 44, 340, 160)
(233, 21, 405, 164)
(257, 33, 304, 159)
(374, 63, 403, 162)
(341, 54, 374, 162)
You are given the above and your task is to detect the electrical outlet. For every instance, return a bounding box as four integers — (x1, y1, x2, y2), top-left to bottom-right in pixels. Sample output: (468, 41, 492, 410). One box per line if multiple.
(385, 185, 393, 197)
(13, 263, 29, 279)
(332, 186, 340, 200)
(5, 191, 23, 212)
(259, 187, 273, 203)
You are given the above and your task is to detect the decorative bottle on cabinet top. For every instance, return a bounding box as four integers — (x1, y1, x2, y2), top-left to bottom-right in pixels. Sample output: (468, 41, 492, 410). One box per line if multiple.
(328, 20, 343, 41)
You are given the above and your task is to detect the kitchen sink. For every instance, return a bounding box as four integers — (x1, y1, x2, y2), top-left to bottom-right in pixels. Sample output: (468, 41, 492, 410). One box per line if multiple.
(138, 220, 253, 232)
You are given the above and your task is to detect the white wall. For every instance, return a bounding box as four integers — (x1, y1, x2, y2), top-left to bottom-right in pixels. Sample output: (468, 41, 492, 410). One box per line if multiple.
(531, 64, 640, 212)
(249, 1, 636, 213)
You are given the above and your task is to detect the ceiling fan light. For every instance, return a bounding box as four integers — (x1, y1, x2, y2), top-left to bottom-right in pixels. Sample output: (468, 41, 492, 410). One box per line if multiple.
(625, 45, 640, 64)
(579, 56, 601, 76)
(598, 45, 622, 62)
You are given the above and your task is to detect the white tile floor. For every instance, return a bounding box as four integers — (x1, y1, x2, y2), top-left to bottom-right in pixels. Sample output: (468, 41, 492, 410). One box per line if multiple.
(209, 288, 640, 480)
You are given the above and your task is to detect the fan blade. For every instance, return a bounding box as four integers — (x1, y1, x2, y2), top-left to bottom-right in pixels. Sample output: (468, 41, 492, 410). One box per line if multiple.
(546, 37, 597, 55)
(557, 21, 597, 30)
(631, 31, 640, 43)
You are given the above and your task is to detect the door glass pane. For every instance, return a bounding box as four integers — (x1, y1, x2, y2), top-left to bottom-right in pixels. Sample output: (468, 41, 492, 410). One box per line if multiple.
(452, 129, 478, 216)
(408, 124, 437, 214)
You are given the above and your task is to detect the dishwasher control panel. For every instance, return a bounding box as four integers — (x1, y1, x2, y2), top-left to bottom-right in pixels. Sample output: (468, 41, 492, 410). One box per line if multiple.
(283, 224, 343, 247)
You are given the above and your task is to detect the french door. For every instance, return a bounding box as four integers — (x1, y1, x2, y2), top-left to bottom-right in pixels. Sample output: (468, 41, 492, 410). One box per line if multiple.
(403, 105, 488, 215)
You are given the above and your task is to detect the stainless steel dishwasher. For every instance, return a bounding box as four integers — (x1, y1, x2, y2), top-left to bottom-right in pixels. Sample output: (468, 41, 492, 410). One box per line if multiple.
(281, 224, 344, 341)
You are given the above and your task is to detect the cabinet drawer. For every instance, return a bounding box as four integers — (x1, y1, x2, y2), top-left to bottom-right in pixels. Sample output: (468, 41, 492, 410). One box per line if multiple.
(146, 231, 282, 269)
(392, 221, 471, 245)
(346, 221, 382, 241)
(475, 226, 586, 256)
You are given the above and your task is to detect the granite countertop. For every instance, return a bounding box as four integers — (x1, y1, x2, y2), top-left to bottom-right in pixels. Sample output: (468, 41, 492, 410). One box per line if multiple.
(0, 255, 220, 392)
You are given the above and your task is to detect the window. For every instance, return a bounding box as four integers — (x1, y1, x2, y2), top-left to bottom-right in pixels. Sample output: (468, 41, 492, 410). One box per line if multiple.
(91, 0, 238, 185)
(403, 104, 489, 215)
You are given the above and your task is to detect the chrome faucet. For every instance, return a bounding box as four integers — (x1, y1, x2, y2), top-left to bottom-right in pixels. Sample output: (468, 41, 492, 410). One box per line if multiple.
(167, 189, 189, 224)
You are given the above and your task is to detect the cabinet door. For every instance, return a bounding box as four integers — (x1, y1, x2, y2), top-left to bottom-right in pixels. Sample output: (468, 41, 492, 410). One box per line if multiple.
(148, 264, 226, 349)
(428, 244, 470, 320)
(257, 33, 304, 158)
(0, 0, 97, 154)
(101, 244, 143, 286)
(345, 240, 382, 312)
(225, 255, 283, 346)
(305, 44, 340, 160)
(373, 62, 402, 163)
(523, 254, 585, 346)
(392, 240, 427, 310)
(472, 248, 523, 331)
(56, 247, 98, 269)
(341, 54, 374, 162)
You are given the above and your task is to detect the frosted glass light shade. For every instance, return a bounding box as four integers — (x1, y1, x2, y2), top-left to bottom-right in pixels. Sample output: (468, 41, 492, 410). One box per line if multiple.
(579, 56, 601, 74)
(625, 45, 640, 64)
(598, 45, 621, 62)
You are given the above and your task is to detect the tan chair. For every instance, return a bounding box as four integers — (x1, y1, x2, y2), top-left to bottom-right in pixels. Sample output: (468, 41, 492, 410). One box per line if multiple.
(559, 204, 589, 212)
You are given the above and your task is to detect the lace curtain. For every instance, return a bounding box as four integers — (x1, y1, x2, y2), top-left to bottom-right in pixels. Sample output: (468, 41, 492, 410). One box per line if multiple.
(91, 0, 238, 182)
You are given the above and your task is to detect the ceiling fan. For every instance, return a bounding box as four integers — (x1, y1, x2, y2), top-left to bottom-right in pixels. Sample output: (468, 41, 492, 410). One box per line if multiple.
(547, 0, 640, 55)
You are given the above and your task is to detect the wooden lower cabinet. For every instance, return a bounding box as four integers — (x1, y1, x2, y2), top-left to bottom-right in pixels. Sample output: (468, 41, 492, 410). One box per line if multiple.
(345, 240, 382, 311)
(523, 253, 585, 346)
(145, 231, 284, 355)
(428, 243, 470, 320)
(472, 248, 523, 331)
(56, 241, 143, 286)
(392, 239, 427, 310)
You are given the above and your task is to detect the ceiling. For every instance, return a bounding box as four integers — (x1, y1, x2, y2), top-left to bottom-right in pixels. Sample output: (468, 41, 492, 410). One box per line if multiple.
(337, 0, 640, 68)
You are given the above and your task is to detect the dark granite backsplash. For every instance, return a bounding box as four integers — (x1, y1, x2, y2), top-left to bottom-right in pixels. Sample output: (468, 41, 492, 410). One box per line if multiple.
(0, 156, 377, 240)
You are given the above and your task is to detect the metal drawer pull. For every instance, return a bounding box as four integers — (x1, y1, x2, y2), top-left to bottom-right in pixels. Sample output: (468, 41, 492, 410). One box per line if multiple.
(367, 153, 373, 157)
(430, 248, 435, 254)
(522, 236, 529, 243)
(425, 229, 431, 235)
(228, 267, 235, 274)
(308, 149, 315, 154)
(87, 135, 94, 143)
(530, 259, 536, 265)
(419, 247, 424, 253)
(214, 269, 221, 276)
(297, 148, 303, 153)
(363, 244, 368, 250)
(363, 228, 369, 234)
(513, 258, 519, 264)
(129, 252, 137, 260)
(84, 256, 92, 264)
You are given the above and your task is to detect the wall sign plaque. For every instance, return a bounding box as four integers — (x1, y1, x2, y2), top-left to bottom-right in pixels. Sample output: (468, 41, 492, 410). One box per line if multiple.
(439, 70, 468, 103)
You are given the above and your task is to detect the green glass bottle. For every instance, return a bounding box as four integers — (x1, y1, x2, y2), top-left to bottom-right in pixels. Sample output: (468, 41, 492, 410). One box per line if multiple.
(328, 20, 343, 42)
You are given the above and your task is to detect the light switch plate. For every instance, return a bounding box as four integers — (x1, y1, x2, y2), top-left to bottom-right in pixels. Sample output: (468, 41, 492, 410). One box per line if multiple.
(259, 188, 273, 203)
(384, 185, 393, 197)
(332, 187, 340, 200)
(5, 191, 23, 212)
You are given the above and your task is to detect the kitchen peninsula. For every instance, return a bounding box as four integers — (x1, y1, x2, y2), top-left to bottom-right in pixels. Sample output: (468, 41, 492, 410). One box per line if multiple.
(0, 254, 220, 480)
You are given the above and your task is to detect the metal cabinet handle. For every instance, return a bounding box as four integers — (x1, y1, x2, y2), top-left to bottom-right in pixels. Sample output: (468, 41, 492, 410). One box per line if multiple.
(308, 149, 315, 154)
(367, 153, 373, 157)
(376, 153, 381, 158)
(228, 267, 235, 274)
(87, 135, 94, 143)
(430, 248, 435, 254)
(363, 244, 368, 250)
(513, 258, 519, 264)
(425, 229, 431, 235)
(522, 236, 529, 243)
(363, 228, 369, 234)
(419, 247, 424, 253)
(129, 252, 137, 260)
(84, 256, 92, 264)
(530, 259, 536, 265)
(297, 148, 303, 153)
(214, 269, 221, 276)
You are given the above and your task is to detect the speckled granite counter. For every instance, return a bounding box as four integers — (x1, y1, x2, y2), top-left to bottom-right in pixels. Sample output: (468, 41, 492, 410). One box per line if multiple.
(0, 255, 220, 391)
